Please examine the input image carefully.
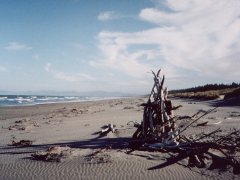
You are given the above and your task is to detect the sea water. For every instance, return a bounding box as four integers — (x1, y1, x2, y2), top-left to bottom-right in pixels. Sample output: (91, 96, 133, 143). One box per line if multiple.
(0, 95, 120, 107)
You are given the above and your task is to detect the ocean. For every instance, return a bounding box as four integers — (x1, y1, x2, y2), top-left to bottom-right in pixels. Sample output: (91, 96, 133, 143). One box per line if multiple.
(0, 95, 121, 107)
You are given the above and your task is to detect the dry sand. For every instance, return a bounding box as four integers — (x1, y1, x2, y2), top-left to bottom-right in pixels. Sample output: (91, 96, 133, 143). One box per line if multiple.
(0, 97, 239, 180)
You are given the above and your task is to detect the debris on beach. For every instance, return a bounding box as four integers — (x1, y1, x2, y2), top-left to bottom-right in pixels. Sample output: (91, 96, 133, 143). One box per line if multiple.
(5, 118, 39, 131)
(196, 121, 208, 126)
(15, 118, 29, 124)
(10, 137, 33, 147)
(128, 69, 240, 175)
(31, 146, 72, 162)
(94, 124, 117, 137)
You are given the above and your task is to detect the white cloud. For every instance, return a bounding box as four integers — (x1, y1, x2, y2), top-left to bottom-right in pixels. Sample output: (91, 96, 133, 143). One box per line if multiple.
(98, 11, 116, 21)
(92, 0, 240, 83)
(0, 65, 6, 72)
(5, 42, 32, 51)
(90, 31, 155, 78)
(44, 63, 96, 82)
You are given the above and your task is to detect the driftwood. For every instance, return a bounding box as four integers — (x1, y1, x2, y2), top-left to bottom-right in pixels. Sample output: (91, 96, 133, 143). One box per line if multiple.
(11, 140, 33, 147)
(93, 124, 116, 137)
(10, 137, 33, 147)
(132, 69, 178, 142)
(130, 129, 240, 174)
(129, 69, 240, 175)
(196, 121, 208, 126)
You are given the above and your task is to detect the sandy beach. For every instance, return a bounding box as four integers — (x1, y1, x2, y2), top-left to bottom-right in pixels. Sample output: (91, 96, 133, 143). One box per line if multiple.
(0, 97, 240, 180)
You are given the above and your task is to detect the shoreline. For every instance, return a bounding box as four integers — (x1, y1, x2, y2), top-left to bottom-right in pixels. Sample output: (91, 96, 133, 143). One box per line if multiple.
(0, 95, 134, 108)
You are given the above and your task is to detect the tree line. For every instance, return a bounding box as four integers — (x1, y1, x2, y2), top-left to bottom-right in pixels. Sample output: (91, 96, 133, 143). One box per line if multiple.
(170, 82, 240, 94)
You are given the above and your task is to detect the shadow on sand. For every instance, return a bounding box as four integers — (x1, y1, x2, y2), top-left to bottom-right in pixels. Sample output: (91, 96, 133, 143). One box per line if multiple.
(0, 136, 131, 155)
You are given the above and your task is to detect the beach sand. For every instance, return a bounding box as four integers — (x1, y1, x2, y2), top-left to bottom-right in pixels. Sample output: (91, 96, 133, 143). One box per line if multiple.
(0, 97, 239, 180)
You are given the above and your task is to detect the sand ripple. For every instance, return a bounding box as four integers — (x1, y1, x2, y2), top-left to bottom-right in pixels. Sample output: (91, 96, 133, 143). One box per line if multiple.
(0, 151, 235, 180)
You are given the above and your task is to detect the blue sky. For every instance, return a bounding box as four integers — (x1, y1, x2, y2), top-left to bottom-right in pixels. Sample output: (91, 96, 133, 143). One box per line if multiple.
(0, 0, 239, 94)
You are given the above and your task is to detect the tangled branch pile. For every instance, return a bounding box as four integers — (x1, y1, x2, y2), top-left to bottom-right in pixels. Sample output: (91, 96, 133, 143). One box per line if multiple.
(129, 69, 240, 174)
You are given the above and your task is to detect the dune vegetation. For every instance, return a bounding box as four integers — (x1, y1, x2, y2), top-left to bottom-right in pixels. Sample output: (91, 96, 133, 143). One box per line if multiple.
(169, 83, 240, 100)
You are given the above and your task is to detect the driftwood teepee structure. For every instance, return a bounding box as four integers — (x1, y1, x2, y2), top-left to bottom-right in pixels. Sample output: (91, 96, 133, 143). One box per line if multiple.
(132, 69, 178, 144)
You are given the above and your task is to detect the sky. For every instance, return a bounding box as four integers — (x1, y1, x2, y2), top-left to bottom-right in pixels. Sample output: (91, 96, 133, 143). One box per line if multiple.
(0, 0, 239, 94)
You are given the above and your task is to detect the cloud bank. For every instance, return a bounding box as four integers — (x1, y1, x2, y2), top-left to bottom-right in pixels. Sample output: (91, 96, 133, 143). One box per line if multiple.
(93, 0, 240, 84)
